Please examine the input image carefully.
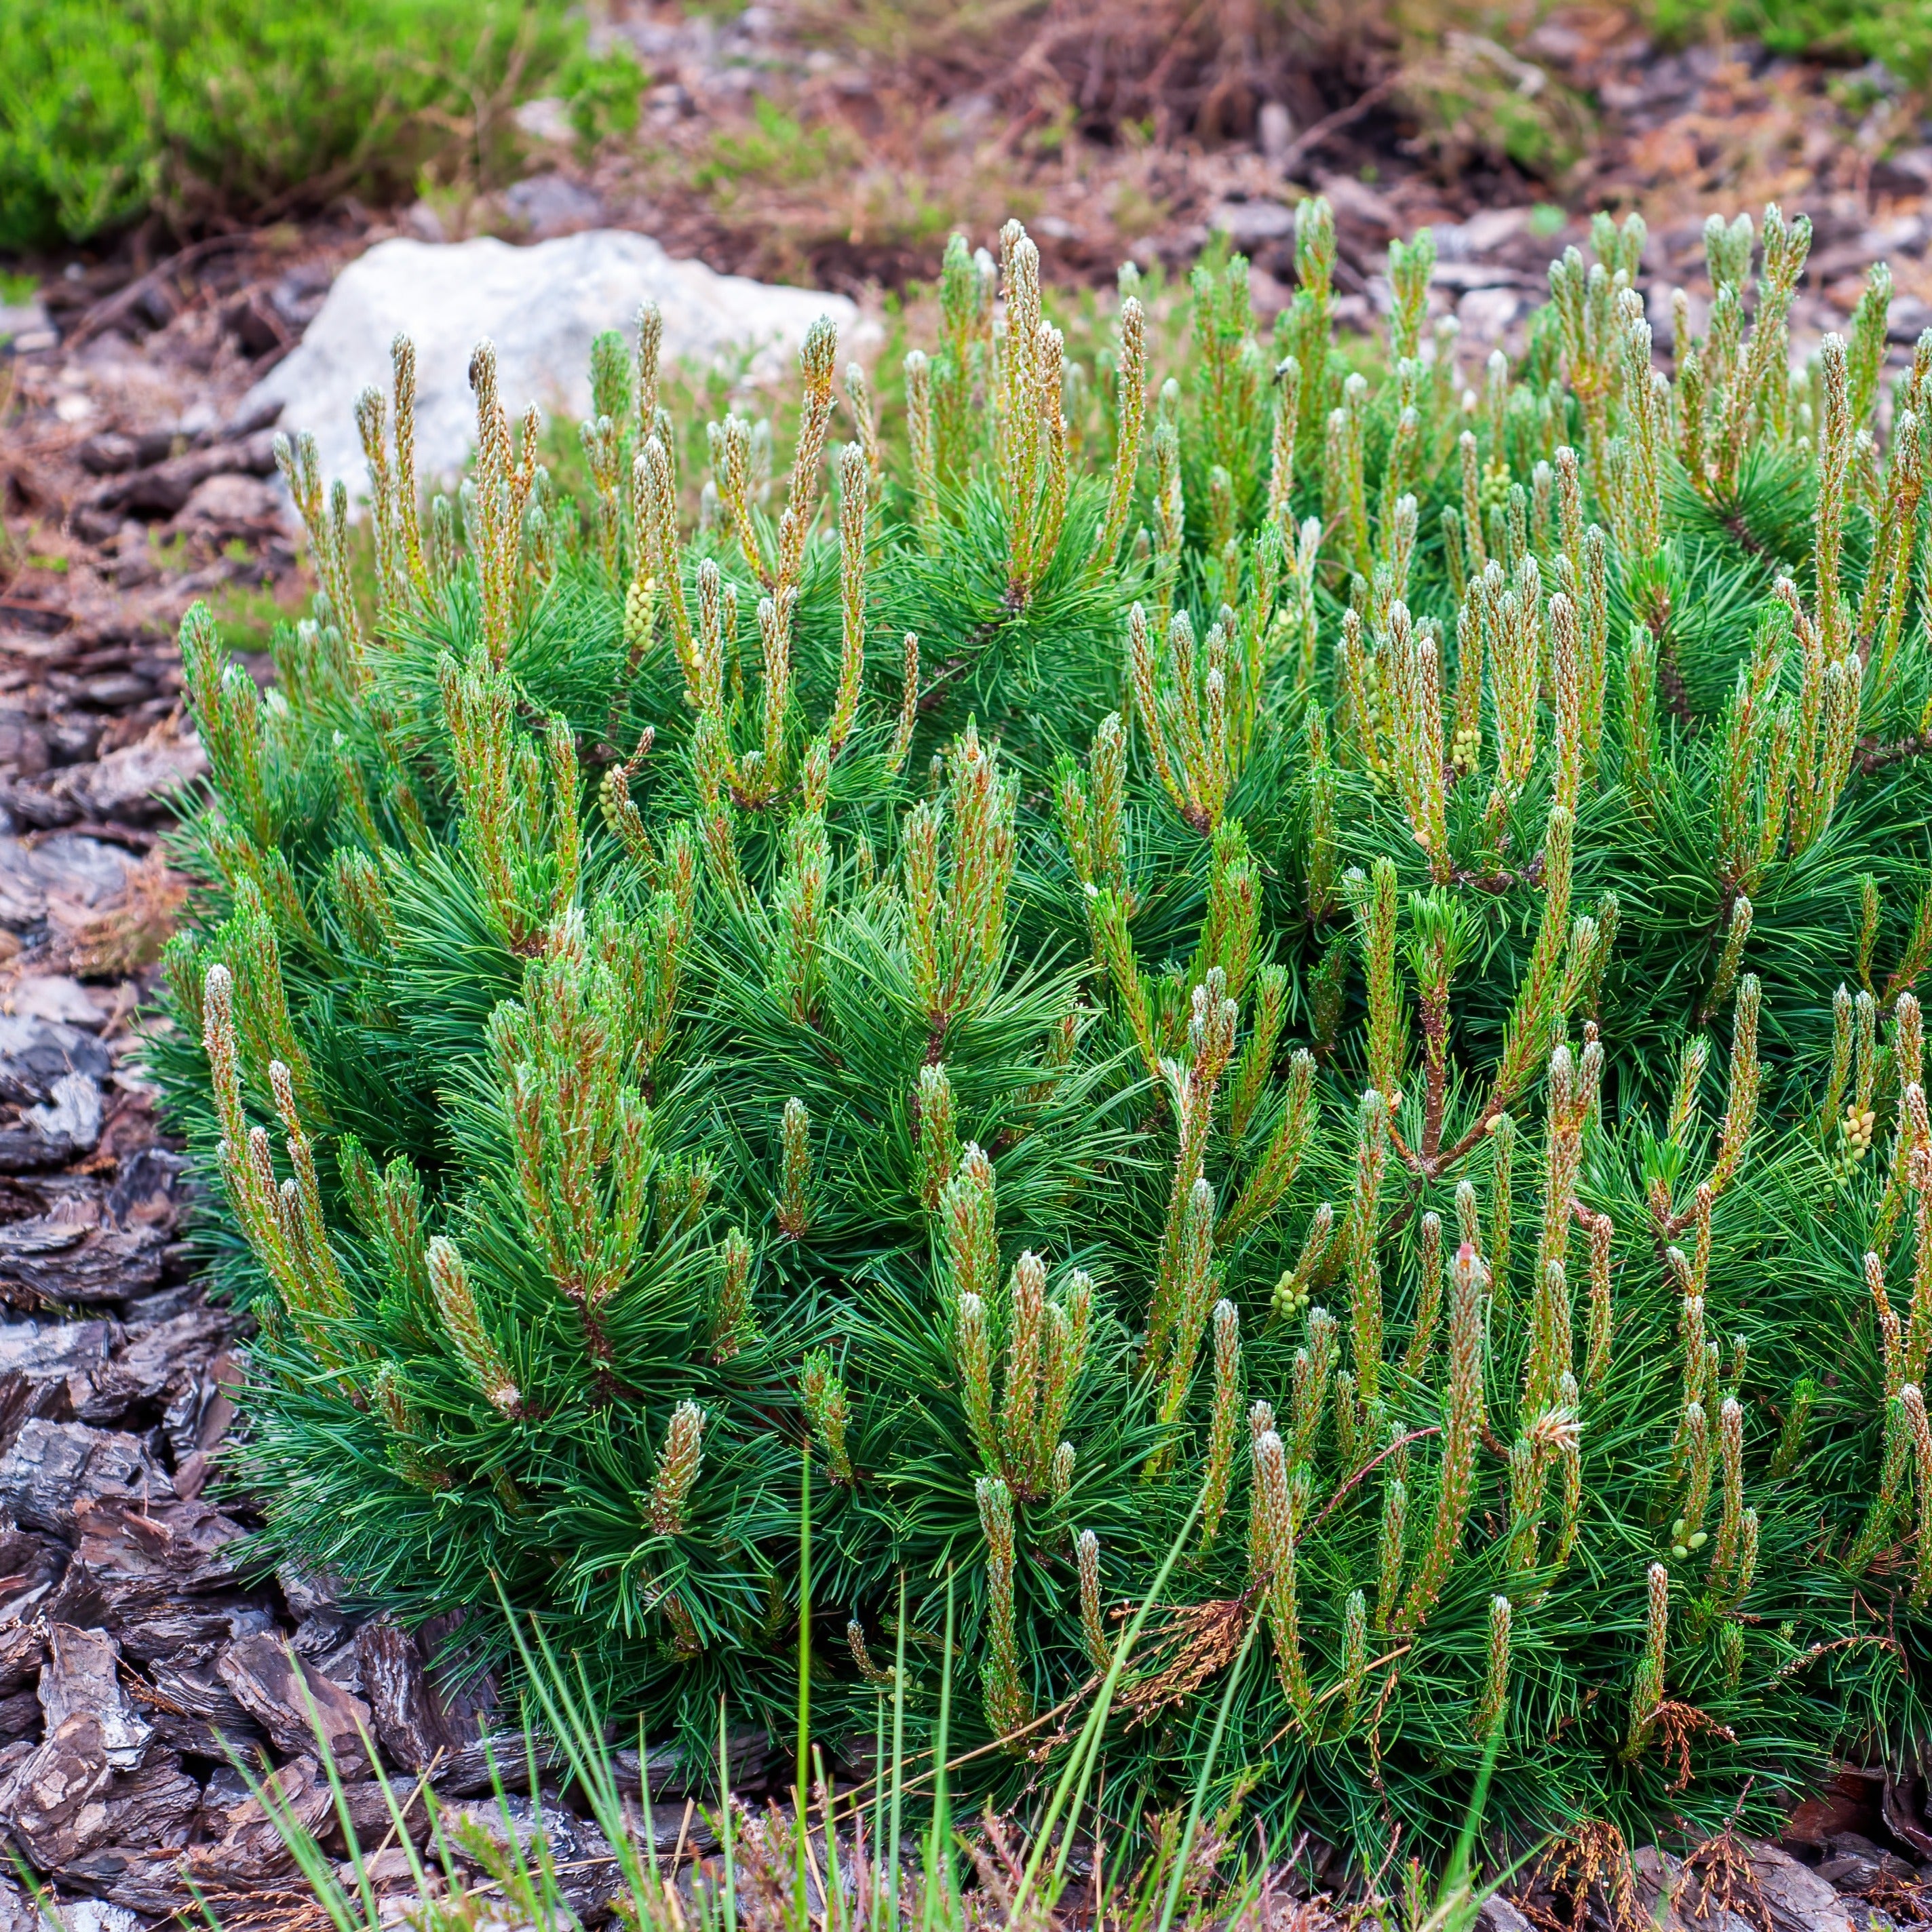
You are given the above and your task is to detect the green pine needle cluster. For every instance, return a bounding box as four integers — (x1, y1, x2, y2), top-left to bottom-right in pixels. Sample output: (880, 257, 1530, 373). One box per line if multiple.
(154, 204, 1932, 1867)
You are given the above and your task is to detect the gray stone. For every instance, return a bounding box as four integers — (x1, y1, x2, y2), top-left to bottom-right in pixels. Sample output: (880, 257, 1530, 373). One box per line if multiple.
(1749, 1841, 1858, 1932)
(0, 1421, 172, 1533)
(0, 1320, 118, 1387)
(37, 1904, 140, 1932)
(0, 1876, 31, 1932)
(39, 1626, 151, 1771)
(1432, 208, 1534, 257)
(1819, 1834, 1919, 1895)
(0, 1219, 166, 1307)
(58, 734, 206, 822)
(182, 1755, 334, 1886)
(1208, 200, 1295, 247)
(0, 1018, 110, 1106)
(1477, 1895, 1535, 1932)
(170, 471, 285, 529)
(1257, 100, 1294, 166)
(399, 202, 448, 244)
(0, 838, 134, 934)
(26, 1076, 100, 1155)
(77, 1308, 229, 1423)
(246, 229, 865, 488)
(512, 97, 575, 145)
(441, 1795, 627, 1917)
(1458, 286, 1527, 343)
(5, 980, 100, 1031)
(0, 303, 48, 351)
(0, 1712, 113, 1870)
(216, 1631, 375, 1763)
(503, 172, 605, 239)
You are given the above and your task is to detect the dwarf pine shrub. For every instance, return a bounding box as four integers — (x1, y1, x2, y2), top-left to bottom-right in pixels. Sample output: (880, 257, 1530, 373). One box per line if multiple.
(154, 205, 1932, 1863)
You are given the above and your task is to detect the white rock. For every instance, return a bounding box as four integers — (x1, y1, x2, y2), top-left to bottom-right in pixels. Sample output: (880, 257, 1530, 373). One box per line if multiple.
(246, 231, 864, 490)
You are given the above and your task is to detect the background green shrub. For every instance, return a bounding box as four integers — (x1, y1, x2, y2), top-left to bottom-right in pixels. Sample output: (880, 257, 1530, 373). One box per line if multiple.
(0, 0, 642, 252)
(1645, 0, 1932, 90)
